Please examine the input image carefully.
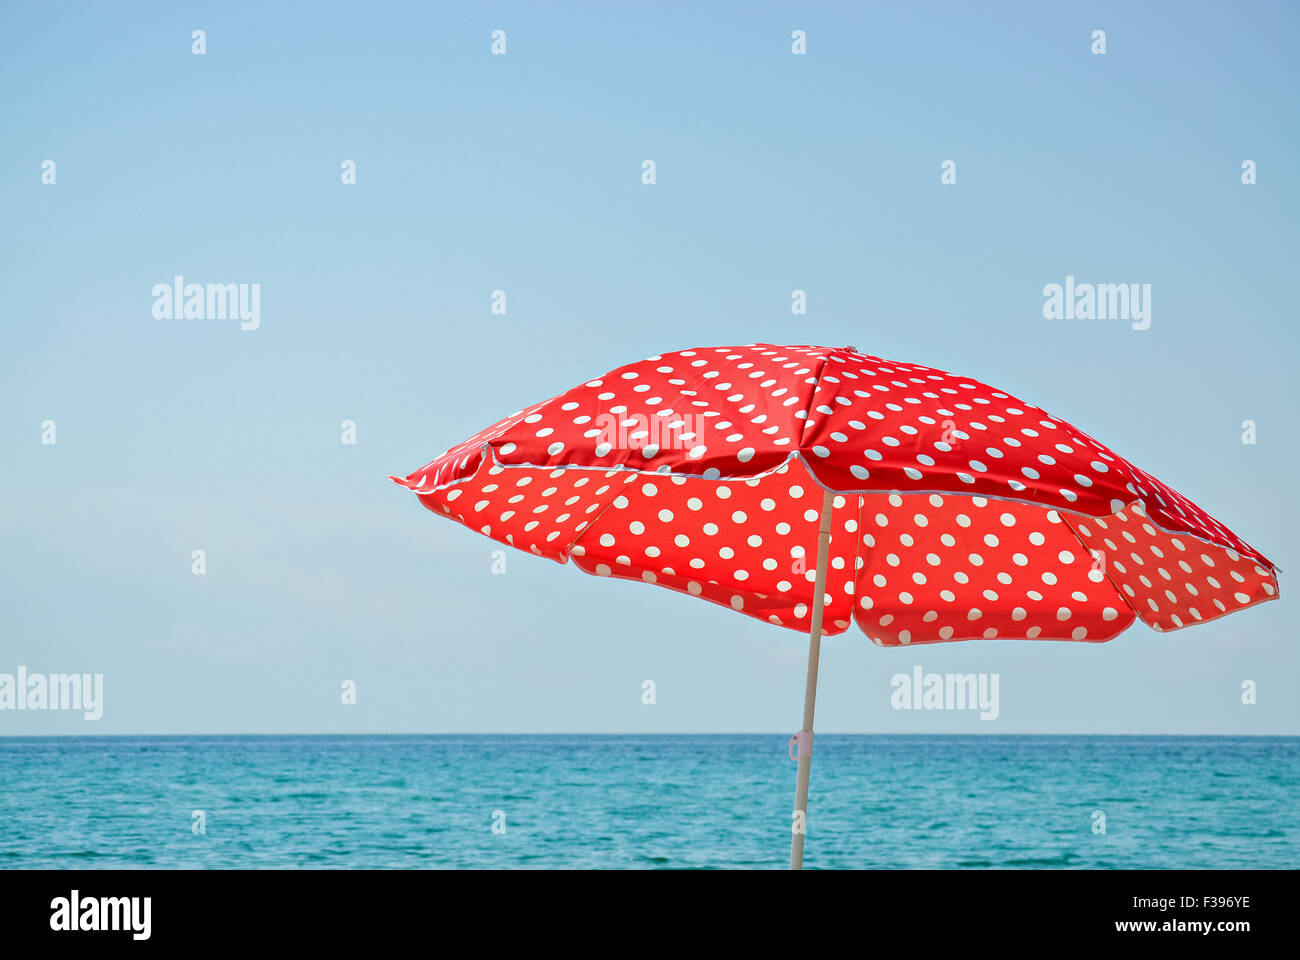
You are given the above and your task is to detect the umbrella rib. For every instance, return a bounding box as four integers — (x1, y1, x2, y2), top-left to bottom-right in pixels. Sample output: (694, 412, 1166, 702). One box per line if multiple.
(847, 495, 865, 634)
(1056, 513, 1144, 628)
(561, 486, 626, 564)
(794, 350, 835, 454)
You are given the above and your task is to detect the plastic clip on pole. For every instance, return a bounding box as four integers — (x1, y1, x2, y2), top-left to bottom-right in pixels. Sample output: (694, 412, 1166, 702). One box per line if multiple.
(787, 729, 814, 762)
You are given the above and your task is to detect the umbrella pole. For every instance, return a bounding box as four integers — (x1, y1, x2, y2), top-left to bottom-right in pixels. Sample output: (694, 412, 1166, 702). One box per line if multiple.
(789, 489, 834, 870)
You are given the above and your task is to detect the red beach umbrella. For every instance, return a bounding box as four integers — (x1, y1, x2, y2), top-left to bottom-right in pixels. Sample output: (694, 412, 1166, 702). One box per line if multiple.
(390, 344, 1279, 869)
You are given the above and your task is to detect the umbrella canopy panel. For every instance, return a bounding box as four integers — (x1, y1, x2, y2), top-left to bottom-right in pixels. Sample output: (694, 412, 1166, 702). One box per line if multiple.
(391, 344, 1278, 645)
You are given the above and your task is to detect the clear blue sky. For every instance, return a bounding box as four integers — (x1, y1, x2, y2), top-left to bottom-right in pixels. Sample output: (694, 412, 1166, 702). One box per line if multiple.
(1, 1, 1296, 734)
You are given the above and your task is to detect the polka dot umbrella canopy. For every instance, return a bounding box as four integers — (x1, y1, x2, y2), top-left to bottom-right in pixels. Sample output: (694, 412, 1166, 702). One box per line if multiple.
(390, 343, 1279, 867)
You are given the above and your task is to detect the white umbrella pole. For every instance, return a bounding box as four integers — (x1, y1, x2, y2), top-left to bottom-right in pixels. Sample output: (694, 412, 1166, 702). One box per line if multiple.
(789, 489, 834, 870)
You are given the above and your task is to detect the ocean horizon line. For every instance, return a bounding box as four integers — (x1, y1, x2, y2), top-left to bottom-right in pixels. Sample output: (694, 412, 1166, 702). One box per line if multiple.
(1, 731, 1296, 740)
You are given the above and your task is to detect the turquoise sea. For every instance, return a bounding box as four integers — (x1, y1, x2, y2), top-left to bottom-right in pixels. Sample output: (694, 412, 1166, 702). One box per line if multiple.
(0, 735, 1295, 869)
